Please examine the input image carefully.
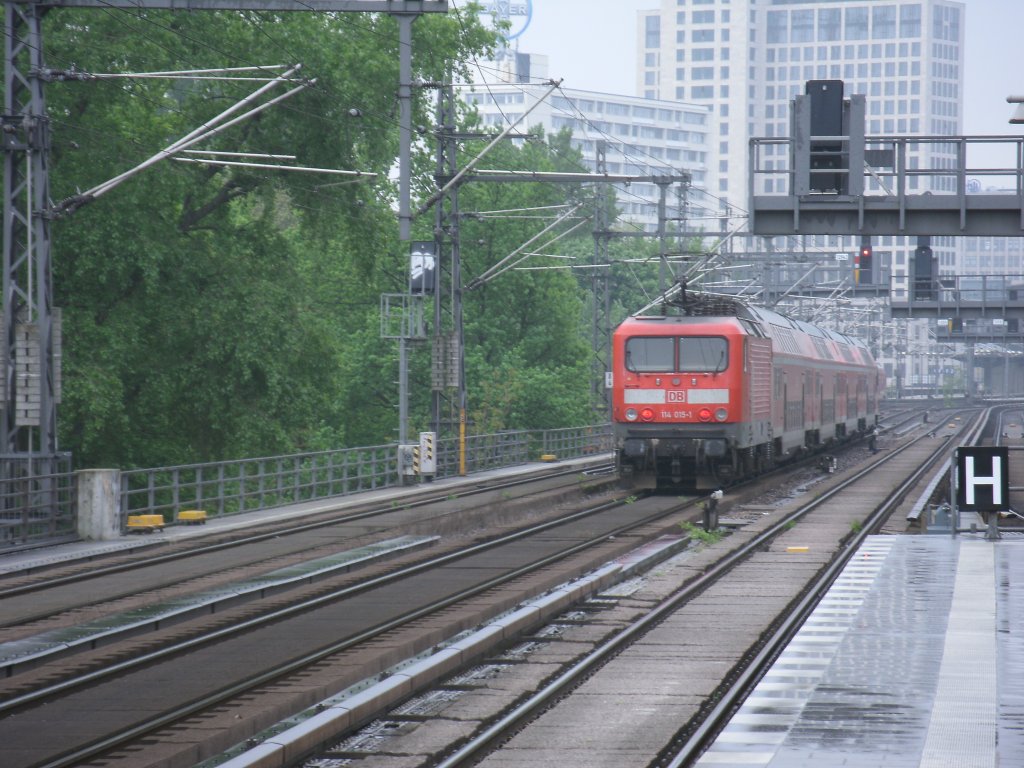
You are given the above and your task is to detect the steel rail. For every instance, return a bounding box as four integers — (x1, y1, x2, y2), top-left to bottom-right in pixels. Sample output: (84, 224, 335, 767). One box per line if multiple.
(663, 408, 987, 767)
(0, 487, 650, 713)
(0, 461, 613, 601)
(432, 417, 976, 768)
(12, 492, 701, 768)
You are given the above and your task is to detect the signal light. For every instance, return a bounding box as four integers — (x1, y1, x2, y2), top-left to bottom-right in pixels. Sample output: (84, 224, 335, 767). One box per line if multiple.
(699, 408, 713, 422)
(857, 243, 873, 284)
(640, 408, 655, 421)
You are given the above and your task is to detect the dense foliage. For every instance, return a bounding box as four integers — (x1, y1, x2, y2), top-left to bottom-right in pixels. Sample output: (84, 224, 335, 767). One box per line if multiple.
(30, 7, 667, 470)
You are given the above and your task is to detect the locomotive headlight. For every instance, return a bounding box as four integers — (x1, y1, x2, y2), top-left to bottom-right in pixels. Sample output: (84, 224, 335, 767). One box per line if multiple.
(715, 408, 728, 421)
(625, 408, 638, 421)
(640, 408, 655, 421)
(698, 408, 713, 422)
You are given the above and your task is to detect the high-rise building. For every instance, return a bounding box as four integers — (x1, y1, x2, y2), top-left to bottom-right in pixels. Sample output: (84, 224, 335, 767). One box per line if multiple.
(640, 0, 963, 215)
(639, 0, 966, 389)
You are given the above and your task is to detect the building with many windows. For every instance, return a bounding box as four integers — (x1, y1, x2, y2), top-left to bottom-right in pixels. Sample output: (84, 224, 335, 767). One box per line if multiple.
(463, 54, 712, 230)
(638, 0, 963, 214)
(637, 0, 966, 390)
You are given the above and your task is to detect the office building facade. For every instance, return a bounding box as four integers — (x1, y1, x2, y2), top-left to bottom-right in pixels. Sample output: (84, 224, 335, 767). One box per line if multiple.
(638, 0, 967, 390)
(464, 54, 712, 230)
(638, 0, 964, 278)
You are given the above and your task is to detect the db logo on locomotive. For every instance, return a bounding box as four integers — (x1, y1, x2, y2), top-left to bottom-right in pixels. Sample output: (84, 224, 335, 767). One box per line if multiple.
(667, 390, 686, 403)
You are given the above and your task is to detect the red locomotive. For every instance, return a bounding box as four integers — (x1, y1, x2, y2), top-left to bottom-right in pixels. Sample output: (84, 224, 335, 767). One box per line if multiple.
(612, 292, 883, 490)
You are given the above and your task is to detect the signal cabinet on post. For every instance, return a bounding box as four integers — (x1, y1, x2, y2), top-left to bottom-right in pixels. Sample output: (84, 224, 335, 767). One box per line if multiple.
(912, 246, 936, 300)
(806, 80, 845, 193)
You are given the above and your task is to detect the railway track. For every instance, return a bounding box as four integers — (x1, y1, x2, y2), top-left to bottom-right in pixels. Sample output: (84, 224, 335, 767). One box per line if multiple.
(0, 462, 615, 590)
(0, 464, 618, 656)
(0, 473, 702, 768)
(0, 409, 972, 768)
(279, 410, 980, 768)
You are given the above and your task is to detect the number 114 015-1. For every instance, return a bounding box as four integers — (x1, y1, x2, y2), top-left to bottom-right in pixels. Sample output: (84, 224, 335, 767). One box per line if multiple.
(661, 410, 693, 419)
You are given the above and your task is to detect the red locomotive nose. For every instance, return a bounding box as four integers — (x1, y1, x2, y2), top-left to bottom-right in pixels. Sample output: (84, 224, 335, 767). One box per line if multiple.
(640, 408, 655, 421)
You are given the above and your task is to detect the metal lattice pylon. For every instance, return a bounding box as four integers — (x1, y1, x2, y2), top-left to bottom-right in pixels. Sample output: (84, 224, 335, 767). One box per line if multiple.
(430, 83, 465, 440)
(3, 3, 58, 466)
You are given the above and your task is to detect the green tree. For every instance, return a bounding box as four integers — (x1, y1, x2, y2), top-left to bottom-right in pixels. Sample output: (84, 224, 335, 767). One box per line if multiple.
(41, 8, 496, 467)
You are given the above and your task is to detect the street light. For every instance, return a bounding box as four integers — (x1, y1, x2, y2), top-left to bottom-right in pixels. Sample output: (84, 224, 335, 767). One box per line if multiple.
(1008, 95, 1024, 124)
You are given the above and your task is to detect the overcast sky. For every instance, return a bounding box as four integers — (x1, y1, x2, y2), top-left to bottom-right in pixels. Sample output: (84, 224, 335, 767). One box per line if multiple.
(498, 0, 1024, 138)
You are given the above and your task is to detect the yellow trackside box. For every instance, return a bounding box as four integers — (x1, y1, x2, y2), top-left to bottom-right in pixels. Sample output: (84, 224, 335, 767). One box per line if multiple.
(177, 510, 207, 525)
(126, 514, 165, 533)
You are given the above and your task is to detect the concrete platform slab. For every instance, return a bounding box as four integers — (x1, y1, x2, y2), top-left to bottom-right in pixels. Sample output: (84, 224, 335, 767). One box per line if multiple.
(349, 716, 480, 756)
(694, 535, 1024, 768)
(477, 748, 662, 768)
(494, 697, 696, 750)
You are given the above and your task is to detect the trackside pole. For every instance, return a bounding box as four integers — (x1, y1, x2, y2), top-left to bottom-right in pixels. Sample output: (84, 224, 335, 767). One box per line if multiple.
(459, 409, 467, 476)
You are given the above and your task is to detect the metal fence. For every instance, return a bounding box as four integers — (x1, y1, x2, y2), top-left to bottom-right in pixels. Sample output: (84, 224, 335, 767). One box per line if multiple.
(121, 424, 612, 527)
(120, 443, 398, 523)
(0, 453, 76, 548)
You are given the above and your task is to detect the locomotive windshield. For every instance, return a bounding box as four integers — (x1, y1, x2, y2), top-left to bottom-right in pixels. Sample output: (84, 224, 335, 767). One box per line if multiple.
(624, 336, 728, 373)
(680, 337, 728, 372)
(625, 337, 674, 372)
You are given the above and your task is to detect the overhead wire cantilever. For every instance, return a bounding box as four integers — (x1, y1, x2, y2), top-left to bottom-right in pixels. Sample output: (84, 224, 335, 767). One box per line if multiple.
(464, 203, 588, 289)
(51, 64, 311, 215)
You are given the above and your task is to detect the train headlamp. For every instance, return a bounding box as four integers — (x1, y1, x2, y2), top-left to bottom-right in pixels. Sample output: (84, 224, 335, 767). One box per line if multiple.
(698, 408, 713, 422)
(715, 408, 728, 421)
(625, 408, 638, 422)
(640, 408, 655, 421)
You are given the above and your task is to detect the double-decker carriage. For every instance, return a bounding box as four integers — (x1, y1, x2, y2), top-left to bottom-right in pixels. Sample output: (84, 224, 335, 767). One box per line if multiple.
(612, 293, 883, 489)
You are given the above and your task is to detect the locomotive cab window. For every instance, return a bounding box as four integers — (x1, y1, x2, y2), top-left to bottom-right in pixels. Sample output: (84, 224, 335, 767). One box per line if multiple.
(680, 336, 728, 372)
(625, 337, 675, 372)
(626, 336, 728, 372)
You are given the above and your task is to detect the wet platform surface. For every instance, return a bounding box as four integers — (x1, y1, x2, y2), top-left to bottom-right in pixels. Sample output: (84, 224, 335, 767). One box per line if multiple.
(696, 534, 1024, 768)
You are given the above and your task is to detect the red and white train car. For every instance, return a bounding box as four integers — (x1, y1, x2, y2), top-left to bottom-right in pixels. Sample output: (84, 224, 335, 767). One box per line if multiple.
(612, 295, 883, 489)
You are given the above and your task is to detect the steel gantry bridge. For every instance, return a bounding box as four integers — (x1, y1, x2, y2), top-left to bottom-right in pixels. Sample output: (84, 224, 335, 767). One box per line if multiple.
(748, 82, 1024, 330)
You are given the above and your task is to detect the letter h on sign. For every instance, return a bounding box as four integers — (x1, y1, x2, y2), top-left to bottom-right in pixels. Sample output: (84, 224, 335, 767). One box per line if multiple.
(956, 447, 1009, 512)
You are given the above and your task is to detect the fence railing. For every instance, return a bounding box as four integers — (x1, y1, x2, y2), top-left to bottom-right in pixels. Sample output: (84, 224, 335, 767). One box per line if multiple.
(121, 424, 612, 528)
(0, 453, 77, 548)
(120, 443, 397, 523)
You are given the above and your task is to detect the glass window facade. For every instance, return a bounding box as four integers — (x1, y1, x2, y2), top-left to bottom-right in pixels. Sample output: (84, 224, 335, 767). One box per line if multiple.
(645, 15, 660, 48)
(791, 10, 814, 43)
(873, 5, 897, 39)
(767, 11, 788, 44)
(642, 0, 963, 280)
(845, 7, 868, 40)
(900, 4, 922, 37)
(819, 8, 842, 41)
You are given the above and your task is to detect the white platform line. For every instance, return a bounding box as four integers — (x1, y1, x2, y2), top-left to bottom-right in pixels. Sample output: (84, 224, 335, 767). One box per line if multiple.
(920, 540, 997, 768)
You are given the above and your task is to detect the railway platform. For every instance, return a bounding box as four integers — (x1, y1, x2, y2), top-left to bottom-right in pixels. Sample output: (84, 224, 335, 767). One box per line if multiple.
(0, 455, 609, 576)
(695, 533, 1024, 768)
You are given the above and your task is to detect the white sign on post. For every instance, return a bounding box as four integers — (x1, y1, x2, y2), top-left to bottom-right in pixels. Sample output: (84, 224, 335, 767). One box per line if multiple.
(956, 447, 1009, 512)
